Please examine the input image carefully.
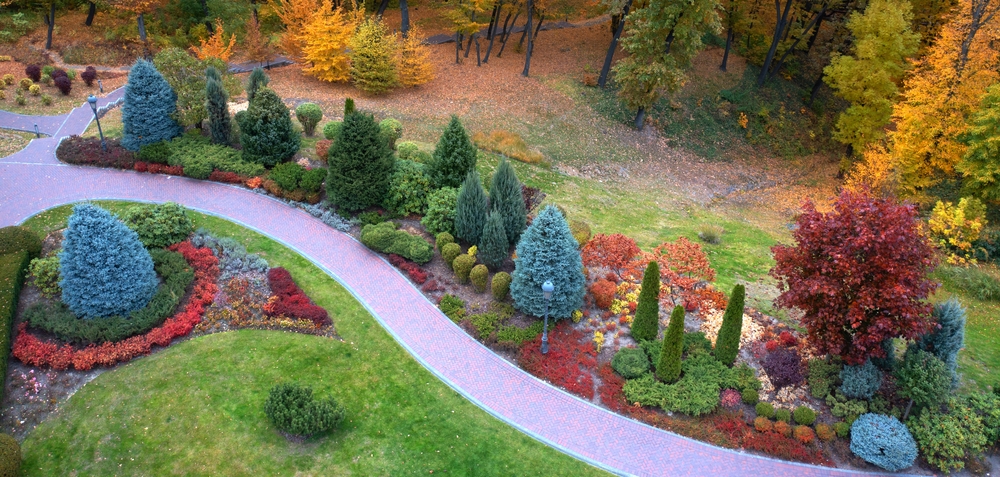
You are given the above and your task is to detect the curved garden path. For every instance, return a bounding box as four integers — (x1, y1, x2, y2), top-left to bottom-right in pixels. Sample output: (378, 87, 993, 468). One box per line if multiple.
(0, 99, 879, 477)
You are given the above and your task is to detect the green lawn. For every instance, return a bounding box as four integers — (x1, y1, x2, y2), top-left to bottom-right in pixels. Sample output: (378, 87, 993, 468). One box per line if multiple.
(18, 202, 607, 477)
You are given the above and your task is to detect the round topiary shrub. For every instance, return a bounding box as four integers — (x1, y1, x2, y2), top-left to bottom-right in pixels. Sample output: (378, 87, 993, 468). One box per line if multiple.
(270, 162, 305, 192)
(54, 75, 71, 95)
(121, 202, 194, 248)
(741, 388, 759, 405)
(264, 383, 346, 438)
(397, 141, 420, 161)
(816, 423, 836, 442)
(323, 120, 343, 140)
(18, 78, 32, 91)
(435, 232, 455, 251)
(775, 408, 792, 423)
(840, 360, 883, 400)
(850, 413, 918, 472)
(25, 64, 40, 82)
(754, 416, 773, 432)
(28, 84, 40, 96)
(0, 225, 43, 259)
(755, 401, 775, 419)
(441, 242, 462, 271)
(0, 433, 20, 477)
(491, 271, 512, 301)
(81, 66, 97, 86)
(453, 254, 475, 284)
(379, 118, 403, 149)
(794, 425, 816, 444)
(295, 103, 323, 136)
(834, 421, 851, 438)
(793, 406, 817, 426)
(611, 347, 650, 379)
(763, 347, 804, 390)
(470, 264, 488, 293)
(774, 420, 792, 437)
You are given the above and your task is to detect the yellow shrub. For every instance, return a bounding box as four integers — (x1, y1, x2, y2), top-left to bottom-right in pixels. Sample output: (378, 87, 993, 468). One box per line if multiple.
(928, 198, 987, 265)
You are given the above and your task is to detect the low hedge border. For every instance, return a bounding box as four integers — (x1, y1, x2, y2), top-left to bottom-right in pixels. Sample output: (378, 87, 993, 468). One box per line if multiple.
(0, 250, 30, 404)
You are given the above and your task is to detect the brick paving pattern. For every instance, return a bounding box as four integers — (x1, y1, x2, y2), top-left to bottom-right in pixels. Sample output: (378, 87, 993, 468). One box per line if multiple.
(0, 96, 890, 477)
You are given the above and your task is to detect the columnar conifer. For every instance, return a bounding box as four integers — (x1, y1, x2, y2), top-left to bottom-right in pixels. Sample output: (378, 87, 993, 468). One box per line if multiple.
(326, 112, 396, 211)
(429, 115, 478, 188)
(238, 87, 300, 166)
(455, 170, 488, 244)
(479, 210, 508, 270)
(657, 305, 685, 383)
(490, 158, 527, 244)
(714, 284, 745, 366)
(205, 67, 231, 145)
(630, 261, 660, 342)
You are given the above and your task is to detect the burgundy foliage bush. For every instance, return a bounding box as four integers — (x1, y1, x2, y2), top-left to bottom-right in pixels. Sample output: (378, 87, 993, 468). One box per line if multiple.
(81, 66, 97, 86)
(51, 68, 67, 80)
(54, 76, 72, 95)
(208, 170, 245, 184)
(56, 135, 136, 169)
(266, 267, 331, 327)
(387, 254, 429, 284)
(763, 347, 803, 390)
(25, 65, 41, 82)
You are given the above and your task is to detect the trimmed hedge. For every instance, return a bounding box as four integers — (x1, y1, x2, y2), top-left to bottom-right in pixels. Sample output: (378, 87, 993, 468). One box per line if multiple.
(0, 432, 20, 477)
(359, 222, 433, 264)
(0, 226, 42, 259)
(0, 251, 30, 405)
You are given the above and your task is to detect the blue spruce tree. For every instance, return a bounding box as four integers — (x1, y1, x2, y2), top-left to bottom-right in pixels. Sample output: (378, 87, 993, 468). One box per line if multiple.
(454, 170, 488, 244)
(916, 298, 966, 387)
(121, 59, 182, 151)
(59, 204, 158, 319)
(510, 205, 585, 318)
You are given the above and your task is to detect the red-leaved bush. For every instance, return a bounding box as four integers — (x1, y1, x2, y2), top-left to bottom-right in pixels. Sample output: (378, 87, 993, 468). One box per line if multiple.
(770, 190, 938, 365)
(597, 363, 628, 413)
(208, 170, 246, 184)
(387, 254, 429, 284)
(720, 389, 742, 408)
(743, 431, 830, 465)
(81, 66, 97, 86)
(266, 267, 331, 327)
(590, 279, 617, 309)
(12, 241, 219, 370)
(56, 135, 136, 169)
(581, 234, 641, 279)
(518, 322, 597, 399)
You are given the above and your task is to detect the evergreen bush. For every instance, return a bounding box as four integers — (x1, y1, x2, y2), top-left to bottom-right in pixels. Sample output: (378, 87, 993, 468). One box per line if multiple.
(205, 71, 232, 145)
(470, 264, 489, 292)
(383, 160, 432, 216)
(907, 402, 988, 473)
(479, 210, 509, 270)
(657, 305, 685, 383)
(270, 162, 305, 191)
(59, 204, 158, 319)
(326, 112, 395, 211)
(323, 120, 343, 140)
(238, 87, 300, 167)
(714, 284, 745, 366)
(452, 254, 476, 284)
(264, 383, 346, 437)
(916, 298, 965, 387)
(756, 401, 776, 419)
(840, 360, 883, 399)
(438, 294, 466, 322)
(397, 141, 420, 161)
(428, 115, 477, 188)
(612, 347, 650, 379)
(121, 202, 193, 248)
(295, 103, 323, 136)
(0, 433, 19, 477)
(421, 187, 458, 236)
(121, 59, 181, 151)
(380, 118, 403, 149)
(436, 232, 455, 250)
(441, 242, 462, 269)
(246, 67, 269, 103)
(807, 356, 842, 399)
(299, 168, 326, 193)
(794, 406, 817, 426)
(455, 170, 488, 245)
(349, 18, 398, 95)
(29, 255, 61, 298)
(0, 226, 42, 259)
(510, 206, 585, 319)
(776, 408, 792, 423)
(741, 388, 759, 405)
(895, 348, 950, 418)
(630, 261, 660, 341)
(489, 158, 527, 244)
(359, 222, 432, 264)
(138, 140, 172, 164)
(491, 271, 512, 301)
(850, 413, 917, 472)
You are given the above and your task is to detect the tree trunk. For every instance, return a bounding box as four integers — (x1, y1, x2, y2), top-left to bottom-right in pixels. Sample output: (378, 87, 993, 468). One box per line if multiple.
(484, 4, 503, 62)
(465, 11, 477, 58)
(804, 11, 825, 54)
(808, 73, 824, 104)
(757, 0, 795, 86)
(664, 28, 675, 54)
(486, 3, 500, 39)
(533, 12, 544, 39)
(400, 0, 410, 37)
(475, 37, 482, 65)
(497, 10, 521, 57)
(85, 1, 97, 26)
(45, 2, 55, 50)
(377, 0, 390, 17)
(137, 13, 148, 43)
(903, 398, 914, 421)
(745, 0, 763, 50)
(721, 25, 734, 71)
(634, 106, 646, 129)
(767, 4, 827, 81)
(200, 0, 213, 33)
(517, 16, 530, 50)
(598, 0, 632, 88)
(522, 0, 533, 77)
(456, 32, 462, 63)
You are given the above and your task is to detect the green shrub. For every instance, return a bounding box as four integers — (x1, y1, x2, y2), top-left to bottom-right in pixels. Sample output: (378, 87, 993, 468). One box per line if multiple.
(496, 320, 543, 346)
(907, 402, 988, 473)
(435, 232, 455, 250)
(630, 261, 660, 342)
(138, 140, 172, 164)
(755, 401, 776, 419)
(623, 373, 672, 407)
(895, 348, 950, 418)
(439, 294, 466, 322)
(657, 305, 685, 382)
(661, 354, 728, 416)
(264, 383, 346, 437)
(793, 406, 817, 426)
(383, 160, 432, 216)
(323, 120, 343, 140)
(966, 392, 1000, 445)
(834, 421, 851, 438)
(470, 264, 488, 292)
(421, 187, 458, 236)
(776, 408, 792, 423)
(270, 162, 305, 191)
(0, 433, 20, 477)
(840, 360, 882, 400)
(296, 103, 323, 136)
(299, 168, 326, 193)
(379, 118, 403, 149)
(0, 251, 29, 405)
(827, 391, 869, 425)
(491, 271, 512, 301)
(40, 94, 52, 105)
(807, 356, 842, 399)
(612, 347, 650, 379)
(682, 331, 713, 357)
(183, 157, 214, 179)
(935, 265, 1000, 302)
(469, 312, 502, 339)
(0, 226, 42, 259)
(741, 388, 759, 405)
(428, 115, 478, 188)
(166, 135, 266, 177)
(714, 284, 745, 366)
(121, 202, 194, 248)
(359, 222, 433, 264)
(441, 242, 462, 270)
(28, 255, 61, 298)
(851, 413, 917, 472)
(397, 141, 420, 161)
(452, 254, 476, 284)
(357, 211, 387, 226)
(238, 87, 300, 166)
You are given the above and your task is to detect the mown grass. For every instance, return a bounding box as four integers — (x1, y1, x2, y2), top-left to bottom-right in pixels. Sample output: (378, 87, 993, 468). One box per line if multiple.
(18, 202, 607, 477)
(932, 264, 1000, 392)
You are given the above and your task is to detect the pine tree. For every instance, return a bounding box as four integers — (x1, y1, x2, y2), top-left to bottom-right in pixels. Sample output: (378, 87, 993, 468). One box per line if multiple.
(300, 3, 355, 83)
(510, 205, 586, 319)
(350, 17, 399, 95)
(455, 170, 489, 244)
(714, 284, 745, 366)
(238, 87, 300, 166)
(397, 25, 434, 87)
(326, 112, 397, 211)
(630, 261, 660, 342)
(657, 305, 685, 383)
(246, 67, 269, 104)
(121, 59, 181, 151)
(479, 209, 509, 271)
(429, 115, 478, 188)
(958, 84, 1000, 202)
(59, 204, 158, 319)
(916, 298, 966, 387)
(205, 67, 231, 145)
(490, 158, 527, 244)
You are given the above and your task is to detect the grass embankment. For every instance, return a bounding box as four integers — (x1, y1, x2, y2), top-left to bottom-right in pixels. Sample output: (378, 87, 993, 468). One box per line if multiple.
(18, 202, 607, 476)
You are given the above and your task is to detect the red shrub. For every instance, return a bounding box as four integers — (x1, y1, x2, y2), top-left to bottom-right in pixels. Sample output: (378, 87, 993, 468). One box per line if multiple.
(773, 420, 792, 437)
(743, 431, 831, 465)
(681, 287, 728, 312)
(147, 163, 165, 174)
(421, 279, 443, 293)
(518, 322, 597, 399)
(266, 267, 331, 327)
(713, 413, 750, 443)
(765, 340, 780, 352)
(597, 363, 628, 413)
(81, 66, 97, 86)
(720, 388, 742, 408)
(315, 139, 331, 160)
(56, 135, 136, 169)
(779, 331, 797, 347)
(54, 75, 72, 95)
(25, 65, 41, 82)
(387, 254, 428, 284)
(652, 237, 716, 283)
(590, 279, 616, 309)
(794, 425, 816, 445)
(208, 170, 245, 184)
(581, 234, 641, 279)
(134, 161, 148, 172)
(164, 165, 184, 176)
(51, 68, 67, 79)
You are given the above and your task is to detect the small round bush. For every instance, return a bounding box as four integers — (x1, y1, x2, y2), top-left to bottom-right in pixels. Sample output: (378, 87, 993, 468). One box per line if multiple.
(264, 383, 346, 438)
(453, 254, 476, 284)
(763, 347, 803, 390)
(296, 103, 323, 136)
(2, 74, 14, 85)
(66, 69, 77, 81)
(41, 65, 54, 77)
(0, 226, 43, 259)
(491, 271, 512, 301)
(15, 93, 26, 105)
(441, 242, 462, 270)
(612, 347, 650, 379)
(816, 423, 836, 442)
(29, 255, 61, 298)
(741, 388, 759, 405)
(754, 416, 773, 432)
(40, 94, 52, 105)
(849, 413, 917, 472)
(28, 84, 40, 96)
(138, 141, 172, 164)
(775, 408, 792, 423)
(379, 118, 403, 149)
(40, 73, 52, 85)
(299, 168, 326, 193)
(25, 64, 40, 82)
(834, 421, 851, 438)
(755, 401, 775, 419)
(270, 162, 305, 191)
(322, 120, 343, 140)
(121, 202, 194, 248)
(840, 360, 883, 400)
(793, 406, 817, 426)
(81, 66, 97, 86)
(569, 219, 592, 248)
(794, 425, 816, 444)
(397, 141, 420, 161)
(436, 232, 455, 250)
(773, 420, 792, 437)
(18, 78, 32, 90)
(470, 264, 489, 292)
(0, 433, 20, 477)
(54, 75, 71, 95)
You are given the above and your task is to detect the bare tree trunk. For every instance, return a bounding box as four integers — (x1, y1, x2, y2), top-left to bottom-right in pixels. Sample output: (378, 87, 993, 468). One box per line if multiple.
(533, 12, 544, 38)
(475, 37, 482, 65)
(400, 0, 410, 37)
(200, 0, 213, 33)
(456, 32, 462, 63)
(720, 26, 734, 71)
(634, 106, 645, 129)
(497, 9, 521, 57)
(377, 0, 389, 17)
(138, 13, 148, 43)
(808, 73, 824, 104)
(767, 4, 827, 81)
(757, 0, 795, 86)
(486, 3, 500, 39)
(484, 3, 504, 62)
(599, 0, 632, 87)
(85, 1, 97, 26)
(522, 0, 533, 76)
(465, 11, 478, 58)
(45, 2, 55, 50)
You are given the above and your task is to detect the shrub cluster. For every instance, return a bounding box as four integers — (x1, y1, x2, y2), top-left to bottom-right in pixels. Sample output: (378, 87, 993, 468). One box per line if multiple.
(266, 268, 331, 327)
(264, 383, 346, 437)
(166, 134, 266, 179)
(121, 202, 193, 248)
(907, 401, 989, 473)
(421, 187, 458, 236)
(438, 294, 466, 322)
(850, 413, 917, 472)
(807, 356, 842, 398)
(360, 222, 433, 264)
(57, 136, 136, 169)
(383, 160, 433, 216)
(189, 229, 270, 281)
(496, 320, 543, 347)
(763, 347, 803, 390)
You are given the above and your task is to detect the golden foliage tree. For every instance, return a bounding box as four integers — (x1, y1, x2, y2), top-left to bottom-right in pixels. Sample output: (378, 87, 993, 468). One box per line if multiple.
(190, 19, 237, 62)
(271, 0, 321, 60)
(240, 15, 276, 64)
(396, 26, 434, 87)
(350, 17, 398, 94)
(844, 143, 899, 198)
(300, 2, 356, 83)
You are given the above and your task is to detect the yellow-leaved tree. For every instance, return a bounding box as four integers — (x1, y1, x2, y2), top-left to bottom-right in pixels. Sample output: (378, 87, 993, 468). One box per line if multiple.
(396, 26, 434, 87)
(350, 17, 398, 94)
(271, 0, 321, 60)
(844, 143, 899, 198)
(300, 2, 357, 83)
(190, 19, 237, 62)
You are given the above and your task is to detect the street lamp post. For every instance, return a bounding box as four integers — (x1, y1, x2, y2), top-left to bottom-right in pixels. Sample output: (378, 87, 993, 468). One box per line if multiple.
(87, 95, 107, 152)
(541, 281, 554, 354)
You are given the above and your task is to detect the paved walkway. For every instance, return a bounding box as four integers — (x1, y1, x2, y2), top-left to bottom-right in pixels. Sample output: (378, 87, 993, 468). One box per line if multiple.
(0, 98, 882, 477)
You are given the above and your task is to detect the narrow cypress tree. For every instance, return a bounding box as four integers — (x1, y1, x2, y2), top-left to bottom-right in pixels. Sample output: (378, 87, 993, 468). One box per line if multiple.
(344, 97, 355, 116)
(479, 210, 508, 270)
(490, 158, 528, 244)
(205, 67, 231, 145)
(916, 298, 966, 387)
(327, 112, 397, 211)
(121, 59, 181, 151)
(59, 204, 158, 319)
(428, 115, 478, 188)
(714, 284, 746, 366)
(246, 67, 269, 104)
(238, 87, 300, 166)
(657, 305, 685, 383)
(455, 170, 489, 244)
(510, 205, 585, 318)
(630, 261, 660, 341)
